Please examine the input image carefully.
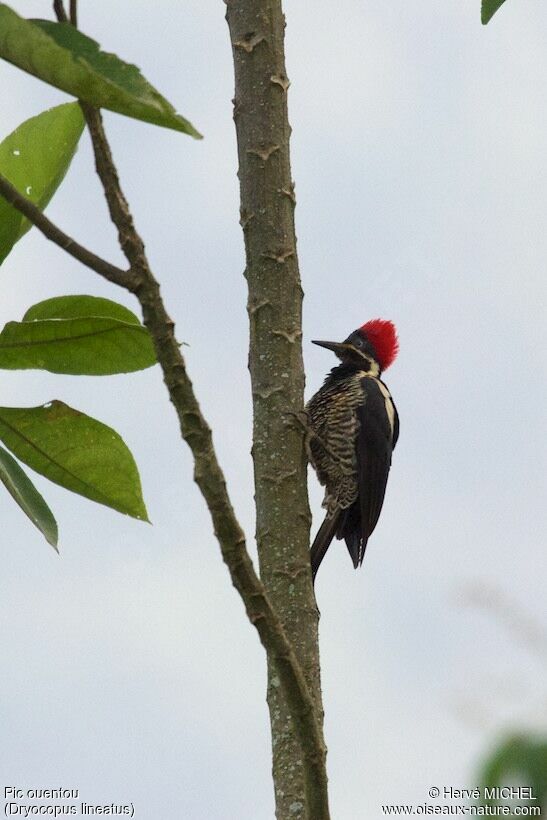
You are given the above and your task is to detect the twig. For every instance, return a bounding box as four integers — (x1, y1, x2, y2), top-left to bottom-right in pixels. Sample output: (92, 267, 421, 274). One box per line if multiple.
(0, 173, 132, 288)
(78, 104, 147, 283)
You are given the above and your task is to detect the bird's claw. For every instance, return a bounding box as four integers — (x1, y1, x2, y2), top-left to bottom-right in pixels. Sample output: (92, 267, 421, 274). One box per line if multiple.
(283, 410, 316, 462)
(283, 409, 311, 431)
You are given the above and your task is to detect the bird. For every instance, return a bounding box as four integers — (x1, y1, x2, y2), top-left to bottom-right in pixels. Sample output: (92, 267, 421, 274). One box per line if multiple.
(306, 319, 399, 580)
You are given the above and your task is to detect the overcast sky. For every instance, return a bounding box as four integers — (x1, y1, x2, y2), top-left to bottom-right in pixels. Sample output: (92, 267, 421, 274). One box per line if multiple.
(1, 1, 546, 818)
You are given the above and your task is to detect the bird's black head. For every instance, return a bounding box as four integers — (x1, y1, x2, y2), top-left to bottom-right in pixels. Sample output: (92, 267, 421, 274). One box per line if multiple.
(312, 319, 399, 375)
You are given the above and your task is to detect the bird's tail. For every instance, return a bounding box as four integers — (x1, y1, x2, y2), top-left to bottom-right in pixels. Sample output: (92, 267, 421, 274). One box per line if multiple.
(310, 512, 341, 581)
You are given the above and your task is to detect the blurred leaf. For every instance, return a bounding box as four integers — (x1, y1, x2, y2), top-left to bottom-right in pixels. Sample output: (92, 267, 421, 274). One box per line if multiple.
(480, 734, 547, 811)
(0, 102, 84, 264)
(0, 402, 149, 521)
(0, 444, 58, 549)
(0, 296, 156, 375)
(481, 0, 508, 24)
(0, 7, 201, 137)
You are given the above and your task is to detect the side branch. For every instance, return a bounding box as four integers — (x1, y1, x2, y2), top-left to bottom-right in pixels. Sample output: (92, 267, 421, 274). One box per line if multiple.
(0, 173, 131, 288)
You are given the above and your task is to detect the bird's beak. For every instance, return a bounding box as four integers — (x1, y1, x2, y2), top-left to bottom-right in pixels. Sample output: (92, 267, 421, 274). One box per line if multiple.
(311, 340, 351, 355)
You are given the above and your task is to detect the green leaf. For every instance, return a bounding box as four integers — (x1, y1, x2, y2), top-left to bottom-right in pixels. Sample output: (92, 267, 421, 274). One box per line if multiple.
(0, 7, 201, 138)
(23, 295, 141, 325)
(0, 102, 84, 264)
(0, 444, 58, 549)
(0, 295, 157, 375)
(0, 402, 149, 521)
(481, 0, 508, 24)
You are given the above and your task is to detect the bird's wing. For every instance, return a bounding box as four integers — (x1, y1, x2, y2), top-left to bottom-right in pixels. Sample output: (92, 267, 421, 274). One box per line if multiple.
(356, 377, 397, 548)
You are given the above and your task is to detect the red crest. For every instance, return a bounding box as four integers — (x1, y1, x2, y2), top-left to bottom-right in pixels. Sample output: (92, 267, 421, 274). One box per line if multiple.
(359, 319, 399, 370)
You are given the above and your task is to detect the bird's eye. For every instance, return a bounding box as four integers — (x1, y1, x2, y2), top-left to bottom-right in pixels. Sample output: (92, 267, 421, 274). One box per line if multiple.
(354, 337, 363, 348)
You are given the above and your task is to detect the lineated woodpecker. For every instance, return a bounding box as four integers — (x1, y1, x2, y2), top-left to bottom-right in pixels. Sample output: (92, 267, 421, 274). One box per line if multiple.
(306, 319, 399, 580)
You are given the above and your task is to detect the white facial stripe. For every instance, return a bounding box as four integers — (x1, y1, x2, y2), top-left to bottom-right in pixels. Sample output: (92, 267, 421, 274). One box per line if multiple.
(357, 353, 380, 377)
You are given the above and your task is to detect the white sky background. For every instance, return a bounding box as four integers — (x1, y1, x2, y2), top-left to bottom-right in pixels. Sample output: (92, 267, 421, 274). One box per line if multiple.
(1, 1, 546, 818)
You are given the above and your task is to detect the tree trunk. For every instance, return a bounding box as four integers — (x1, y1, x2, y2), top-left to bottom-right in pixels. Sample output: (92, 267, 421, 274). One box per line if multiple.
(225, 3, 329, 818)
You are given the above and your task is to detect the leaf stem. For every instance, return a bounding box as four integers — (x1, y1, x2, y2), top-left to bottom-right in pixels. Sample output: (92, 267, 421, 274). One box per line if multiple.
(0, 173, 132, 288)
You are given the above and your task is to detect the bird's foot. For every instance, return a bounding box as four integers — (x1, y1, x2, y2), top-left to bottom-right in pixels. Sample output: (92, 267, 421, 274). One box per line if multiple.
(283, 410, 315, 462)
(283, 409, 311, 431)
